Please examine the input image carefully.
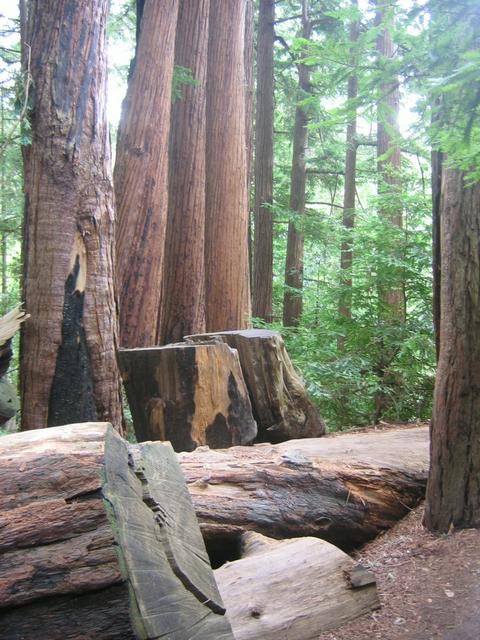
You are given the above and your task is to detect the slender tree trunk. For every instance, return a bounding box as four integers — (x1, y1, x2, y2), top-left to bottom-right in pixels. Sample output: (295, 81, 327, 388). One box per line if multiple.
(253, 0, 275, 322)
(431, 148, 443, 361)
(114, 0, 179, 348)
(338, 1, 359, 350)
(283, 0, 311, 327)
(20, 0, 123, 431)
(205, 0, 251, 331)
(158, 0, 209, 345)
(0, 94, 7, 296)
(424, 167, 480, 532)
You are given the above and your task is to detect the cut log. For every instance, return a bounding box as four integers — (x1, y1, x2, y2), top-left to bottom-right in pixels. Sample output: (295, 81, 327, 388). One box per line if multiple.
(0, 423, 233, 640)
(215, 531, 379, 640)
(186, 329, 325, 442)
(119, 343, 257, 451)
(178, 426, 429, 552)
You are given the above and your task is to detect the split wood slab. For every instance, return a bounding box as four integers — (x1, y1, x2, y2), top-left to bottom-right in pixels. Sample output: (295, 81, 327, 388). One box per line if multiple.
(119, 342, 257, 451)
(215, 531, 379, 640)
(178, 426, 429, 550)
(0, 423, 233, 640)
(186, 329, 326, 442)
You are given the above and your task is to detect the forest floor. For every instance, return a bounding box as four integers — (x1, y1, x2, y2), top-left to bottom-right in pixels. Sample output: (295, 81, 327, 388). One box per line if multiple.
(318, 502, 480, 640)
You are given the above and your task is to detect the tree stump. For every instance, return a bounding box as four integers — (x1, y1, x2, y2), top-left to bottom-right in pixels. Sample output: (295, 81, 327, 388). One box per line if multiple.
(215, 532, 379, 640)
(186, 329, 325, 442)
(118, 343, 257, 451)
(178, 426, 429, 552)
(0, 423, 233, 640)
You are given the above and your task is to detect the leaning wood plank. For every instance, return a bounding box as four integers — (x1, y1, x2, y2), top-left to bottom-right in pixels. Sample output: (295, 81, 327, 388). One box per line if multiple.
(0, 423, 233, 640)
(186, 329, 325, 442)
(119, 342, 257, 451)
(215, 531, 379, 640)
(178, 426, 429, 550)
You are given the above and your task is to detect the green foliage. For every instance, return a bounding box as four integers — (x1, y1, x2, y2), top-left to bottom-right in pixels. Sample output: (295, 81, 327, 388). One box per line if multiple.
(172, 66, 199, 103)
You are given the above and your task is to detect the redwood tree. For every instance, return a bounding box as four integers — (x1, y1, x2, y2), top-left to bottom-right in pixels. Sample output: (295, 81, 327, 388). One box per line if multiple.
(424, 167, 480, 532)
(205, 0, 251, 331)
(253, 0, 275, 322)
(158, 0, 209, 345)
(114, 0, 179, 347)
(283, 0, 311, 327)
(20, 0, 123, 430)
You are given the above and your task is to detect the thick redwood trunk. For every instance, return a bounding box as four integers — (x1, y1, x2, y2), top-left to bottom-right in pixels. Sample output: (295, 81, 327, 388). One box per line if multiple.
(205, 0, 251, 332)
(21, 0, 122, 431)
(253, 0, 275, 322)
(338, 3, 359, 349)
(244, 0, 255, 193)
(0, 423, 233, 639)
(158, 0, 209, 345)
(114, 0, 179, 348)
(424, 168, 480, 532)
(283, 0, 311, 327)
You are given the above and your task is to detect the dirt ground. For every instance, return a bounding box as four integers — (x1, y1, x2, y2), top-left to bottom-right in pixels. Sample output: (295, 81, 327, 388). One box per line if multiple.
(318, 503, 480, 640)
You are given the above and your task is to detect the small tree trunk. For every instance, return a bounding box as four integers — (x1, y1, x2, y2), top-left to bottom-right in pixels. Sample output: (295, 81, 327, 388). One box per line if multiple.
(119, 343, 257, 451)
(253, 0, 275, 322)
(283, 0, 311, 327)
(205, 0, 251, 332)
(431, 148, 442, 361)
(338, 2, 359, 350)
(0, 423, 234, 639)
(20, 0, 123, 431)
(158, 0, 209, 345)
(424, 168, 480, 532)
(114, 0, 179, 348)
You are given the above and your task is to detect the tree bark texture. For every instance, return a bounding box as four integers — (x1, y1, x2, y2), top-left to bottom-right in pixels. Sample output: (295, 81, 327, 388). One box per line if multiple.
(0, 423, 233, 639)
(338, 2, 359, 349)
(158, 0, 209, 345)
(178, 426, 428, 550)
(21, 0, 123, 431)
(205, 0, 251, 332)
(114, 0, 179, 348)
(253, 0, 275, 322)
(244, 0, 255, 194)
(283, 0, 311, 327)
(186, 329, 325, 442)
(215, 532, 379, 640)
(119, 343, 257, 451)
(424, 168, 480, 532)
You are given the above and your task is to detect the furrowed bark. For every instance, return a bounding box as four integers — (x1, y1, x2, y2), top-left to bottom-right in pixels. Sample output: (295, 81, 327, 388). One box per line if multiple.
(115, 0, 179, 348)
(158, 0, 209, 345)
(205, 0, 251, 332)
(21, 0, 122, 431)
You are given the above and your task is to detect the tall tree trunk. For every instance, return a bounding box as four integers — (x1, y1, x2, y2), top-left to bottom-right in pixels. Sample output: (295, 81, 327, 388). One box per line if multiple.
(205, 0, 251, 332)
(338, 0, 359, 350)
(424, 167, 480, 532)
(20, 0, 123, 431)
(431, 147, 443, 361)
(114, 0, 179, 348)
(244, 0, 255, 194)
(252, 0, 275, 322)
(158, 0, 209, 345)
(283, 0, 311, 327)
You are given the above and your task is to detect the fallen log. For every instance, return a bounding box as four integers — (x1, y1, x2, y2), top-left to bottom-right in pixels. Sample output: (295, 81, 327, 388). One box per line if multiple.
(0, 423, 233, 640)
(215, 531, 379, 640)
(119, 343, 257, 451)
(186, 329, 325, 442)
(178, 426, 429, 555)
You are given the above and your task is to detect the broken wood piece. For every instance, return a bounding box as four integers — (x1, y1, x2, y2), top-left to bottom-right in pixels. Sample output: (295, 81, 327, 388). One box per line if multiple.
(185, 329, 325, 442)
(0, 423, 233, 640)
(214, 531, 379, 640)
(179, 426, 429, 551)
(119, 342, 257, 451)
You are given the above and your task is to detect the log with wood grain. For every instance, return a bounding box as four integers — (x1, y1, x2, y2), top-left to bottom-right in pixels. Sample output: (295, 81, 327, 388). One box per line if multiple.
(119, 342, 257, 451)
(186, 329, 326, 442)
(178, 426, 429, 553)
(0, 423, 233, 640)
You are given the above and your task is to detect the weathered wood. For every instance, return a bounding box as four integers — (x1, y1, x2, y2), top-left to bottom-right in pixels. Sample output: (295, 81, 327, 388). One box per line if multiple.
(215, 531, 379, 640)
(119, 343, 257, 451)
(186, 329, 325, 442)
(0, 423, 233, 639)
(179, 426, 429, 551)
